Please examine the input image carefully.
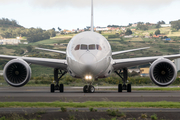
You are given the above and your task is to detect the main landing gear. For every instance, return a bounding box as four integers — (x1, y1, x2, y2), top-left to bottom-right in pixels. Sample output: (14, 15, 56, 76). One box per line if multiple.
(83, 85, 95, 93)
(51, 69, 67, 93)
(115, 68, 131, 92)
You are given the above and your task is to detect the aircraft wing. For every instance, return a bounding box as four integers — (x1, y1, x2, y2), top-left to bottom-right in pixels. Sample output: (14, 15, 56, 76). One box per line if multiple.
(113, 54, 180, 71)
(0, 55, 67, 69)
(35, 47, 66, 54)
(112, 47, 150, 56)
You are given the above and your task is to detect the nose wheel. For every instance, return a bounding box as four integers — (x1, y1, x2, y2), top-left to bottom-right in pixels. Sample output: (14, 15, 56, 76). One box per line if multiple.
(83, 85, 95, 93)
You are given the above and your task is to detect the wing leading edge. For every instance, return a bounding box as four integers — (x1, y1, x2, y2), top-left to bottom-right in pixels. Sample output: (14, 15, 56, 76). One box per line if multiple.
(35, 47, 66, 54)
(113, 54, 180, 71)
(112, 47, 150, 56)
(0, 55, 67, 69)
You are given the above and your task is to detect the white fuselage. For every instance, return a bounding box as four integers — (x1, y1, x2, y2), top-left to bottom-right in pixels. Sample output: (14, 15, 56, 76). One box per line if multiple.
(66, 31, 113, 81)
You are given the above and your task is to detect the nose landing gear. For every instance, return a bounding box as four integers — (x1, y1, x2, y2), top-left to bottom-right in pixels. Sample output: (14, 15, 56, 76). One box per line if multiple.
(83, 85, 95, 93)
(115, 68, 131, 92)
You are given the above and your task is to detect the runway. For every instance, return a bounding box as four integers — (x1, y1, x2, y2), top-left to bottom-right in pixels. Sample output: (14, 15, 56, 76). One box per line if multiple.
(0, 86, 180, 102)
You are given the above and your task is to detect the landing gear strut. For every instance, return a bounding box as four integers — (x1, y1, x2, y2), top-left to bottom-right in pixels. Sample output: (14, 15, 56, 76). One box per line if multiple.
(83, 85, 95, 93)
(51, 69, 67, 93)
(115, 68, 131, 92)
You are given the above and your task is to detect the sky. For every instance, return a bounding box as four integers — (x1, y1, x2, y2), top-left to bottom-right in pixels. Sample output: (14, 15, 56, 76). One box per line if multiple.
(0, 0, 180, 30)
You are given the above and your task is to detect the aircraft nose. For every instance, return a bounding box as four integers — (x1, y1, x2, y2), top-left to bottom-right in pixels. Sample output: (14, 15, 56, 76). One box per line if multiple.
(79, 53, 97, 73)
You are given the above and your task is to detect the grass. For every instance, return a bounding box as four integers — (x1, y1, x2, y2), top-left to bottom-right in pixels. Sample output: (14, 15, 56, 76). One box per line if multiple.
(151, 114, 158, 120)
(29, 37, 70, 46)
(0, 101, 180, 108)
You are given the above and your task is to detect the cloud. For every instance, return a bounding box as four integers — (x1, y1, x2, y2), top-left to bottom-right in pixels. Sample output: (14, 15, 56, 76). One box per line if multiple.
(0, 0, 23, 4)
(0, 0, 178, 8)
(29, 0, 178, 8)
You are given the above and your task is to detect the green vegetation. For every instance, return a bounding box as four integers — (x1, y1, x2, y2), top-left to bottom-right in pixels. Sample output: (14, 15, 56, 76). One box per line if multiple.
(155, 29, 161, 35)
(0, 18, 21, 28)
(171, 19, 180, 31)
(137, 22, 148, 30)
(61, 106, 67, 112)
(107, 109, 126, 118)
(89, 107, 94, 112)
(141, 113, 147, 119)
(125, 28, 132, 35)
(0, 18, 56, 43)
(151, 114, 158, 120)
(0, 101, 180, 108)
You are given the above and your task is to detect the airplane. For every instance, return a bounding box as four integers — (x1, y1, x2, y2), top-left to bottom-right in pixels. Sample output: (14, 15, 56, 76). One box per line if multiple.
(0, 0, 180, 93)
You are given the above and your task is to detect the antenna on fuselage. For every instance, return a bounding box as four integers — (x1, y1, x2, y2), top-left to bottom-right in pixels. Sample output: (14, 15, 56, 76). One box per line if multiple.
(91, 0, 94, 32)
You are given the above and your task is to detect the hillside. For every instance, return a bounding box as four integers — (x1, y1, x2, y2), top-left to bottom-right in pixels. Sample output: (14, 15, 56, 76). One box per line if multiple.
(0, 18, 22, 29)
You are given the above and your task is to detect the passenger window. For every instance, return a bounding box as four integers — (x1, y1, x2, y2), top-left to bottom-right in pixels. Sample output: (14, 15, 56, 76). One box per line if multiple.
(96, 45, 102, 50)
(89, 44, 95, 50)
(75, 45, 80, 50)
(81, 44, 88, 50)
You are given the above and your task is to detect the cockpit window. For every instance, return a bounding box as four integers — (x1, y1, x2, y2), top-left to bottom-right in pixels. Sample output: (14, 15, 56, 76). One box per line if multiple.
(75, 44, 80, 50)
(89, 44, 95, 50)
(96, 45, 102, 50)
(81, 44, 88, 50)
(75, 44, 102, 51)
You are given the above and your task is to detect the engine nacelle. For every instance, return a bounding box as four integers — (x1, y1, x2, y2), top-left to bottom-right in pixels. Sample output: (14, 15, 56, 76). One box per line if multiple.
(3, 59, 31, 87)
(149, 58, 177, 87)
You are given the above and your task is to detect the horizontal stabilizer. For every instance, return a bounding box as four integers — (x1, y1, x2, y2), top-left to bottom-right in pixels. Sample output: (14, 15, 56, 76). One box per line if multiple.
(35, 47, 66, 54)
(112, 47, 150, 56)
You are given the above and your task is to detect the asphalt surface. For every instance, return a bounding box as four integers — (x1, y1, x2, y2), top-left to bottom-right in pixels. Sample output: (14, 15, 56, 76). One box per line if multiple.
(1, 108, 180, 113)
(0, 86, 180, 102)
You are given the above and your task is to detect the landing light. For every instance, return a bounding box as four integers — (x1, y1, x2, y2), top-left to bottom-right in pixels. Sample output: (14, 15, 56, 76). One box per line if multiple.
(85, 75, 92, 80)
(85, 76, 89, 80)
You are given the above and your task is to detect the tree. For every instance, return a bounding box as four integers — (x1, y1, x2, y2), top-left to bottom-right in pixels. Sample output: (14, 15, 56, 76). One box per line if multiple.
(150, 32, 153, 36)
(171, 20, 180, 30)
(156, 23, 161, 28)
(157, 20, 165, 24)
(58, 27, 61, 32)
(26, 46, 32, 52)
(137, 22, 148, 30)
(155, 29, 161, 36)
(48, 29, 56, 37)
(125, 28, 132, 35)
(128, 23, 132, 27)
(52, 28, 55, 31)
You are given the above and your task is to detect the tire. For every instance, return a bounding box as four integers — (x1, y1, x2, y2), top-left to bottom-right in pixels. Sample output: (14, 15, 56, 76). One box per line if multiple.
(118, 84, 122, 92)
(83, 85, 88, 93)
(60, 84, 64, 93)
(51, 84, 55, 93)
(88, 85, 95, 93)
(127, 84, 131, 92)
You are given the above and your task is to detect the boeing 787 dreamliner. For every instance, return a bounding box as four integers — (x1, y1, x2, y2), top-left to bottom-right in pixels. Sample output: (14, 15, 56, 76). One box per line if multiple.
(0, 0, 179, 93)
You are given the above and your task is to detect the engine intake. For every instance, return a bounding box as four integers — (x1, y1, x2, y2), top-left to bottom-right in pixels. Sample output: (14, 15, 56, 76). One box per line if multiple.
(3, 59, 31, 87)
(149, 58, 177, 87)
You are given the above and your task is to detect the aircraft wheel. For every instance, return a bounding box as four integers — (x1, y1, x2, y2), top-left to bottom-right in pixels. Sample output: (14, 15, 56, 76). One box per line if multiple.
(118, 84, 122, 92)
(59, 84, 64, 93)
(83, 85, 88, 93)
(51, 84, 55, 93)
(88, 85, 95, 93)
(127, 84, 131, 92)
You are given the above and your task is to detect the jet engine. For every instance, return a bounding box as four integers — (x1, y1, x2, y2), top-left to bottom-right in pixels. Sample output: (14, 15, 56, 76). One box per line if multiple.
(149, 58, 177, 86)
(3, 59, 31, 87)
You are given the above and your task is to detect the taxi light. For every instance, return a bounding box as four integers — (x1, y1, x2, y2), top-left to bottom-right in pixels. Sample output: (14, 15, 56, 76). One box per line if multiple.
(85, 76, 89, 80)
(85, 75, 92, 80)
